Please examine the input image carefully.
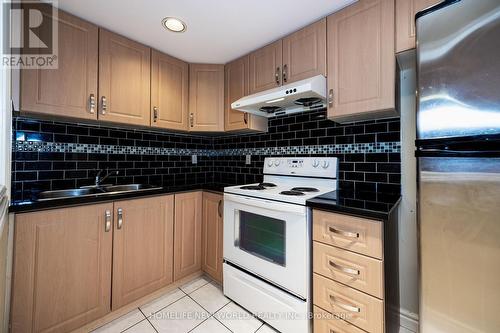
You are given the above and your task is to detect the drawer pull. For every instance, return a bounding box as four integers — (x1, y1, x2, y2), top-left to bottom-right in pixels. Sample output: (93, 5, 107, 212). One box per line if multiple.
(329, 295, 360, 313)
(329, 226, 359, 239)
(329, 260, 360, 276)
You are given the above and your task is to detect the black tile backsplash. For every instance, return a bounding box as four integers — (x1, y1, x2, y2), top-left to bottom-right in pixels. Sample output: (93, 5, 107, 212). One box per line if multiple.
(12, 109, 401, 202)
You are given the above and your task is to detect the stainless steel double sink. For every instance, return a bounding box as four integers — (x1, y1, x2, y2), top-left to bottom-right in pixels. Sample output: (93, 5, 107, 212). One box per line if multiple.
(36, 184, 162, 201)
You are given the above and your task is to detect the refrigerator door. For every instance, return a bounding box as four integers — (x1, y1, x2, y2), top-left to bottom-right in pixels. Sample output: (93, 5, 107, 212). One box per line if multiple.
(419, 157, 500, 332)
(416, 0, 500, 140)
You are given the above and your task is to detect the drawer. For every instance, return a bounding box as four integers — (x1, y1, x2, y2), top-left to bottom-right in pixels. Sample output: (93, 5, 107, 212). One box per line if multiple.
(313, 273, 384, 333)
(314, 306, 365, 333)
(313, 241, 384, 299)
(313, 210, 383, 259)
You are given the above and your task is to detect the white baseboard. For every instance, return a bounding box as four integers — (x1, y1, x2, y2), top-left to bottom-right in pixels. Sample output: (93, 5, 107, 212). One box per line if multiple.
(399, 308, 419, 332)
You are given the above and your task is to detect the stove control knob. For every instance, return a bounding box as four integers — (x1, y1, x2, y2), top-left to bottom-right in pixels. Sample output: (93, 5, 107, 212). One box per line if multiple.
(312, 159, 320, 168)
(322, 160, 330, 169)
(267, 159, 274, 167)
(274, 159, 281, 166)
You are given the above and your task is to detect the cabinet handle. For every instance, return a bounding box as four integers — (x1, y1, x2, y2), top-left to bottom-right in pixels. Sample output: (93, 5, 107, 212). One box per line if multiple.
(89, 94, 96, 114)
(243, 113, 248, 125)
(329, 295, 360, 313)
(329, 226, 359, 239)
(329, 260, 360, 275)
(275, 67, 280, 85)
(117, 208, 123, 229)
(105, 210, 111, 232)
(153, 106, 159, 122)
(283, 64, 288, 83)
(101, 96, 107, 115)
(328, 89, 334, 107)
(189, 113, 194, 127)
(218, 200, 222, 218)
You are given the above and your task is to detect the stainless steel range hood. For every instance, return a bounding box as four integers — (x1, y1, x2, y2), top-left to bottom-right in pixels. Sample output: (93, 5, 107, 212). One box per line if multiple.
(231, 75, 327, 117)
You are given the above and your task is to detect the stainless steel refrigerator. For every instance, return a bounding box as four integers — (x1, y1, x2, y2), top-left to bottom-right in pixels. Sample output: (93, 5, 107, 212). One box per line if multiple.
(416, 0, 500, 332)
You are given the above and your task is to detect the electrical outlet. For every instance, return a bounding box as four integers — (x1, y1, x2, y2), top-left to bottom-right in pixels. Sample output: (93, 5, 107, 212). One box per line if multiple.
(192, 155, 197, 164)
(246, 155, 251, 165)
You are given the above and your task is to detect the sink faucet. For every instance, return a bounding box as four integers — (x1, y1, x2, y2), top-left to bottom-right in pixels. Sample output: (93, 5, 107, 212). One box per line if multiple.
(95, 169, 119, 187)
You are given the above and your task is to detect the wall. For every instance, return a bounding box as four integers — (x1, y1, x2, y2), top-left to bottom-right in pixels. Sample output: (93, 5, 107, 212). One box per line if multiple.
(397, 50, 419, 332)
(12, 109, 402, 202)
(12, 118, 214, 201)
(212, 109, 401, 195)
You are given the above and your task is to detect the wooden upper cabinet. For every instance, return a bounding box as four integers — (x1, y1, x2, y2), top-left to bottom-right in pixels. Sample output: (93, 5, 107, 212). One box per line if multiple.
(189, 64, 225, 132)
(111, 196, 174, 310)
(98, 29, 151, 126)
(174, 192, 203, 280)
(282, 18, 326, 84)
(327, 0, 397, 123)
(21, 10, 98, 120)
(224, 56, 268, 132)
(396, 0, 442, 52)
(202, 192, 224, 283)
(11, 204, 113, 333)
(249, 40, 283, 94)
(151, 50, 189, 131)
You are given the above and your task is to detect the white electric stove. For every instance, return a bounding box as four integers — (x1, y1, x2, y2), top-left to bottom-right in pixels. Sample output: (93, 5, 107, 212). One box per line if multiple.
(223, 157, 338, 333)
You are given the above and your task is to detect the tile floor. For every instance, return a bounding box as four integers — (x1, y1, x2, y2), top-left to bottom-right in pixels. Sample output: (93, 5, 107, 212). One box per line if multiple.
(92, 275, 277, 333)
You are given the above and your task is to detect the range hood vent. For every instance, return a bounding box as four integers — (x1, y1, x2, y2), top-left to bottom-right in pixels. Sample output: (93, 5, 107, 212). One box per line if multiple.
(231, 75, 327, 117)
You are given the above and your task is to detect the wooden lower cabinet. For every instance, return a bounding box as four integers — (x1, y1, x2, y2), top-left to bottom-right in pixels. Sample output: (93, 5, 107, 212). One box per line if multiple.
(312, 209, 389, 333)
(11, 191, 219, 331)
(174, 191, 203, 280)
(201, 192, 223, 283)
(11, 204, 113, 333)
(111, 195, 174, 309)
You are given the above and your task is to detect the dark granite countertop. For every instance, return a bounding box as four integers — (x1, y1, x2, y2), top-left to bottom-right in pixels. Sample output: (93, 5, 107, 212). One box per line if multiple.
(11, 182, 401, 221)
(306, 189, 401, 221)
(10, 183, 226, 213)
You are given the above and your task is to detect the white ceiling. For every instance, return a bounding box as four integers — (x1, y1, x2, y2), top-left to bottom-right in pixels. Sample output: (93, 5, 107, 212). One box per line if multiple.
(56, 0, 357, 64)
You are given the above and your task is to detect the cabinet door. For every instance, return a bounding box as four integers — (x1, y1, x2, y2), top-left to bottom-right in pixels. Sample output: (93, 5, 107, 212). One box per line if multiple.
(11, 204, 113, 333)
(396, 0, 442, 53)
(202, 192, 224, 283)
(112, 195, 174, 309)
(99, 29, 151, 126)
(21, 10, 98, 120)
(327, 0, 396, 123)
(282, 18, 326, 84)
(174, 192, 203, 280)
(151, 50, 189, 131)
(249, 40, 283, 94)
(224, 56, 268, 132)
(189, 64, 224, 132)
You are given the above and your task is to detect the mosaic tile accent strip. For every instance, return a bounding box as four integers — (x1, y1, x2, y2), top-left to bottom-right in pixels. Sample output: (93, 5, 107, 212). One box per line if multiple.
(14, 140, 400, 156)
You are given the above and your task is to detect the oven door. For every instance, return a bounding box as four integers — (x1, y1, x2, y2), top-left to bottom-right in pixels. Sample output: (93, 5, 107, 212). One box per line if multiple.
(223, 193, 310, 298)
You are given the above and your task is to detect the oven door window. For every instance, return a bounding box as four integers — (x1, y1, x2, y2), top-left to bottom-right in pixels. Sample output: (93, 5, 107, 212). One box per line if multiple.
(238, 211, 286, 266)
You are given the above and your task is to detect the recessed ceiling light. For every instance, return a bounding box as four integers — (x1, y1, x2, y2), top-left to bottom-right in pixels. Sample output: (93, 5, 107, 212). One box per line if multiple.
(162, 17, 187, 33)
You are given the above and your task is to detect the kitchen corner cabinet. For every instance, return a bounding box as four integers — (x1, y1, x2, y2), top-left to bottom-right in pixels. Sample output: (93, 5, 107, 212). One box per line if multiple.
(224, 56, 268, 132)
(11, 204, 113, 333)
(282, 18, 326, 84)
(396, 0, 442, 53)
(249, 40, 283, 94)
(189, 64, 225, 132)
(98, 29, 151, 126)
(20, 10, 98, 120)
(327, 0, 397, 123)
(174, 191, 203, 280)
(151, 50, 189, 131)
(201, 192, 224, 283)
(111, 196, 174, 309)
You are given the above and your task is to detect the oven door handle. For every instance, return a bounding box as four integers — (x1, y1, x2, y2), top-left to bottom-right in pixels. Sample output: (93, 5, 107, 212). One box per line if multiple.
(224, 193, 307, 215)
